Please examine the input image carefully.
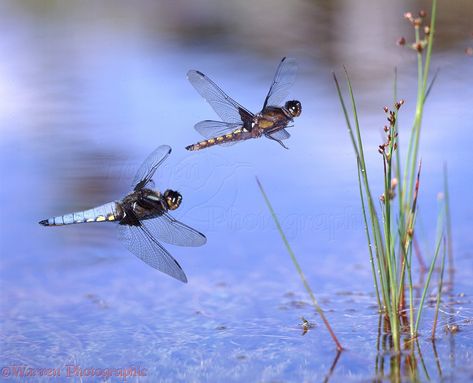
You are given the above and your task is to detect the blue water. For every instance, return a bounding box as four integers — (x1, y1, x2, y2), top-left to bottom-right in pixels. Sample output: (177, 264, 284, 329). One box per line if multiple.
(1, 1, 472, 382)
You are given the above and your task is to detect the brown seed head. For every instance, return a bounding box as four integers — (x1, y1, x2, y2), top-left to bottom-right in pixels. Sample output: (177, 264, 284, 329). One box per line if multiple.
(424, 26, 430, 36)
(383, 106, 389, 113)
(395, 100, 404, 110)
(414, 18, 422, 27)
(413, 42, 423, 53)
(419, 10, 427, 18)
(397, 37, 406, 46)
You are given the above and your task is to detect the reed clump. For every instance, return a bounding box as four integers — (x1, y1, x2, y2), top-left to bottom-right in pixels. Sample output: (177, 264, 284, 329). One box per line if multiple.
(334, 0, 451, 351)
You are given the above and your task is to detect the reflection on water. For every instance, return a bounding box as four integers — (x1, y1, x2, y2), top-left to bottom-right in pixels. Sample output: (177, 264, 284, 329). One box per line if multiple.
(1, 0, 472, 381)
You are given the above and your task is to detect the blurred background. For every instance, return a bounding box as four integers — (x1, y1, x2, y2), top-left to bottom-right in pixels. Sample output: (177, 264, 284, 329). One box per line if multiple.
(0, 0, 472, 381)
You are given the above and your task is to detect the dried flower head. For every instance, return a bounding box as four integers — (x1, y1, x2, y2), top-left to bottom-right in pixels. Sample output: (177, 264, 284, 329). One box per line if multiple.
(413, 42, 424, 53)
(399, 9, 430, 52)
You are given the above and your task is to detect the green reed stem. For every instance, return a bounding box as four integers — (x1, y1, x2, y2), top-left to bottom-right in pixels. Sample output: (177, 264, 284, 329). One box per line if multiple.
(432, 236, 446, 339)
(416, 339, 431, 381)
(255, 177, 344, 351)
(415, 198, 444, 333)
(403, 0, 437, 212)
(334, 72, 387, 310)
(443, 163, 454, 281)
(357, 160, 382, 309)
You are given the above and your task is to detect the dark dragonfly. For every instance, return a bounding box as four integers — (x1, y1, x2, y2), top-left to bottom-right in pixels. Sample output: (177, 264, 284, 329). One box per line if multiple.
(39, 145, 206, 283)
(185, 57, 301, 151)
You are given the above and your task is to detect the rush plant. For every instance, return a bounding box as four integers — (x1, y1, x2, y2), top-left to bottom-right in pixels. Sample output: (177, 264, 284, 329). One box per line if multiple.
(333, 0, 449, 351)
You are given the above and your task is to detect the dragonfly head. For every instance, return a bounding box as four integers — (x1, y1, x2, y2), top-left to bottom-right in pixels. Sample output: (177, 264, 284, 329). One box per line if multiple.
(285, 100, 302, 118)
(164, 190, 182, 210)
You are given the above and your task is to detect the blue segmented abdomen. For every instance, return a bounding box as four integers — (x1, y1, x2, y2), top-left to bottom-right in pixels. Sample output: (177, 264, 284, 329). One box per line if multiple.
(40, 202, 121, 226)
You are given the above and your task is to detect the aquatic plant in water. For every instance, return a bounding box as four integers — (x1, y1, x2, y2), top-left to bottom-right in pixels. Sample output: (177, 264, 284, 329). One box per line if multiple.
(333, 0, 452, 352)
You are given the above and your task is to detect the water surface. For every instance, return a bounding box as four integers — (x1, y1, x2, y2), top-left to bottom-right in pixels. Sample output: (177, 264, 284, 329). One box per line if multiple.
(1, 1, 472, 381)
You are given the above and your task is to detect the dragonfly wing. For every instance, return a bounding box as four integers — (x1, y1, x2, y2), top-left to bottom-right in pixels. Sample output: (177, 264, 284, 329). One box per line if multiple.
(267, 128, 291, 141)
(194, 120, 242, 139)
(142, 213, 207, 247)
(187, 70, 254, 124)
(263, 57, 298, 109)
(118, 222, 188, 283)
(132, 145, 172, 191)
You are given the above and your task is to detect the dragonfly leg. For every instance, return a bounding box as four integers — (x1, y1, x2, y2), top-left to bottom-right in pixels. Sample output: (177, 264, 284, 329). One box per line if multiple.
(265, 133, 289, 149)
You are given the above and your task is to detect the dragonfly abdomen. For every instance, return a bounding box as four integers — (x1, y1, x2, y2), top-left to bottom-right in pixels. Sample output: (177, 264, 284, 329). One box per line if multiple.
(39, 202, 122, 226)
(185, 128, 249, 151)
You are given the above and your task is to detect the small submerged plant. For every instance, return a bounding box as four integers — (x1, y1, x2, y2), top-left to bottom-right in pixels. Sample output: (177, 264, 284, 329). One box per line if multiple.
(333, 0, 451, 351)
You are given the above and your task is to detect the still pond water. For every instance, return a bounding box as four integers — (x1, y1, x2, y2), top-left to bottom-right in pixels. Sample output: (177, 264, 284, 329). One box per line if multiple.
(0, 1, 472, 382)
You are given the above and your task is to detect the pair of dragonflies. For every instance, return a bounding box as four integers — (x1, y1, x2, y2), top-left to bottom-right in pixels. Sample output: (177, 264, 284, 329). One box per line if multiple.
(40, 57, 301, 282)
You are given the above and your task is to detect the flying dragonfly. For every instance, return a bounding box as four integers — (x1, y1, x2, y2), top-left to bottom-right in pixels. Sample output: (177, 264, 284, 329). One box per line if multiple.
(39, 145, 206, 283)
(185, 57, 302, 151)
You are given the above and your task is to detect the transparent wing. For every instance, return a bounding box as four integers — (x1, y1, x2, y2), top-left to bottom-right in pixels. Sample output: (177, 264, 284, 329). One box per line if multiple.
(263, 57, 298, 109)
(143, 212, 207, 247)
(195, 120, 242, 139)
(118, 222, 188, 283)
(132, 145, 172, 191)
(187, 70, 254, 124)
(268, 128, 291, 141)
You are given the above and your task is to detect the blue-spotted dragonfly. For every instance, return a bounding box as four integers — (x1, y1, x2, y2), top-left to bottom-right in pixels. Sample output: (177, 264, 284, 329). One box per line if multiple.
(186, 57, 301, 151)
(39, 145, 206, 283)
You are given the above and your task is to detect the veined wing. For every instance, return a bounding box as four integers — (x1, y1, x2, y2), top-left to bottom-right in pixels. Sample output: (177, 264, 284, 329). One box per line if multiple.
(268, 128, 291, 141)
(132, 145, 171, 191)
(142, 212, 207, 247)
(118, 221, 188, 283)
(194, 120, 242, 139)
(187, 70, 254, 124)
(263, 57, 298, 109)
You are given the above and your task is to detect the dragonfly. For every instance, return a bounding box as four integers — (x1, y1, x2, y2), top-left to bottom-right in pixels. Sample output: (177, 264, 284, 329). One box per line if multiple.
(39, 145, 206, 283)
(185, 57, 301, 151)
